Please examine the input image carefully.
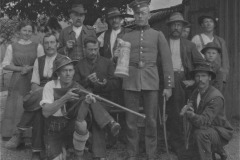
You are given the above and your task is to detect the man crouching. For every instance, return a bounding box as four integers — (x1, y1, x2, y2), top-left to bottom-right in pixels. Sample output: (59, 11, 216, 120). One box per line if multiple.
(179, 62, 233, 160)
(40, 56, 120, 160)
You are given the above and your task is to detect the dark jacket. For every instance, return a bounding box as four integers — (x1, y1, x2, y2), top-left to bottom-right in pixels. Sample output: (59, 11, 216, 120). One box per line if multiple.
(100, 27, 131, 59)
(168, 38, 205, 79)
(58, 25, 96, 60)
(188, 86, 233, 141)
(74, 56, 121, 100)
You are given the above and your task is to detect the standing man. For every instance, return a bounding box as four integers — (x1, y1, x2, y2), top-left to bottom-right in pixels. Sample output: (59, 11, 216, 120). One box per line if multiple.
(74, 36, 121, 160)
(98, 7, 130, 60)
(58, 4, 96, 60)
(192, 15, 229, 86)
(120, 0, 174, 159)
(179, 62, 233, 160)
(165, 12, 204, 154)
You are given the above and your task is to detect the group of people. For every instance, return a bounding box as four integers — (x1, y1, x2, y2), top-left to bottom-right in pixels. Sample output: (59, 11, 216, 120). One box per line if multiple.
(1, 0, 234, 160)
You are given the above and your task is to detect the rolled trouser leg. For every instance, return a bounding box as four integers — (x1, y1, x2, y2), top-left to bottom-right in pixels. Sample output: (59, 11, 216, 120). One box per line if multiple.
(73, 120, 89, 156)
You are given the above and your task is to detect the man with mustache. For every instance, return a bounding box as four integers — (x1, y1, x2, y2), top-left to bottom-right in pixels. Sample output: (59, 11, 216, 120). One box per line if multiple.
(98, 7, 130, 60)
(166, 12, 204, 156)
(178, 62, 233, 160)
(74, 36, 121, 160)
(58, 4, 96, 60)
(119, 0, 174, 159)
(5, 33, 64, 160)
(191, 15, 229, 90)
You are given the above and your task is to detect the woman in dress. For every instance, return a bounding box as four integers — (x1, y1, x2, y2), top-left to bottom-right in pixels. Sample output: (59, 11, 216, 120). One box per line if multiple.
(1, 20, 44, 147)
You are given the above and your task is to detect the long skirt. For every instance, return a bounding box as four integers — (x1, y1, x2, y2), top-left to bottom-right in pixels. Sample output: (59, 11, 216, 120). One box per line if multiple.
(1, 72, 32, 137)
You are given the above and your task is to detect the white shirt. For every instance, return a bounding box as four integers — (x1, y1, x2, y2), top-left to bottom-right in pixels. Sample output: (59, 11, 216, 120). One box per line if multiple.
(73, 26, 83, 39)
(170, 39, 184, 71)
(31, 54, 57, 85)
(40, 80, 66, 117)
(2, 39, 44, 68)
(98, 28, 121, 57)
(192, 33, 214, 57)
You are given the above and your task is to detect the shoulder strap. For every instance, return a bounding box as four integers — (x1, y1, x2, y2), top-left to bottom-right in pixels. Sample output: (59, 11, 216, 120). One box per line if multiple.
(198, 34, 205, 47)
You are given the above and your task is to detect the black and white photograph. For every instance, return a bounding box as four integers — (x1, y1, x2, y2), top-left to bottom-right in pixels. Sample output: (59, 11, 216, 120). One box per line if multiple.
(0, 0, 239, 159)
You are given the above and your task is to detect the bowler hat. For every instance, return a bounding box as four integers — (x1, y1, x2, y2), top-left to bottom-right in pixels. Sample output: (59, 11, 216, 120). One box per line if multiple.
(190, 62, 216, 79)
(69, 4, 87, 14)
(129, 0, 151, 11)
(106, 7, 124, 20)
(52, 56, 78, 78)
(201, 42, 221, 55)
(198, 15, 217, 26)
(166, 12, 189, 26)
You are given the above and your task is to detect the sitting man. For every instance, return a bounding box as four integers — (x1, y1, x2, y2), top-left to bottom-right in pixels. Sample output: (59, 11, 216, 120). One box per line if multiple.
(74, 36, 121, 159)
(40, 56, 120, 160)
(179, 62, 233, 160)
(5, 33, 64, 159)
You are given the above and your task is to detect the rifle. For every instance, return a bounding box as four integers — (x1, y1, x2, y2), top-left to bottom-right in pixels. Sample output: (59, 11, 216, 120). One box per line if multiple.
(74, 88, 146, 119)
(54, 86, 146, 119)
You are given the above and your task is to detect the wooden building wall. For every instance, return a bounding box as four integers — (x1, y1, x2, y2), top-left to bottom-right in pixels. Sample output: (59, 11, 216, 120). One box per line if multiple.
(186, 0, 240, 119)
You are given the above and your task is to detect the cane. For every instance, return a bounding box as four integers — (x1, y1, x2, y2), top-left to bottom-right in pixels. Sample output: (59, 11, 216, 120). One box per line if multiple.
(163, 96, 172, 160)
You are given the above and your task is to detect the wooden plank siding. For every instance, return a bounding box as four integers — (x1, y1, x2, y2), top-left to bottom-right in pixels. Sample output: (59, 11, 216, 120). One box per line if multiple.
(187, 0, 240, 119)
(149, 0, 240, 118)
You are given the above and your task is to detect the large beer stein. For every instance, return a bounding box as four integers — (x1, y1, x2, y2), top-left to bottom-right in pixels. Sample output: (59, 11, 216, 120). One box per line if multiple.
(114, 38, 131, 78)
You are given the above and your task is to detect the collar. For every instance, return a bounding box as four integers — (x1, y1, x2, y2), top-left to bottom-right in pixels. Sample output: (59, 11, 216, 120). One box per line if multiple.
(68, 25, 85, 34)
(112, 28, 121, 33)
(45, 53, 57, 60)
(135, 25, 150, 30)
(198, 85, 210, 96)
(86, 55, 100, 64)
(18, 39, 32, 44)
(73, 25, 83, 31)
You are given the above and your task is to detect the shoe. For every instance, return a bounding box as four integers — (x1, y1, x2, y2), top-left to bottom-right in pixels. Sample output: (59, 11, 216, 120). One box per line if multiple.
(5, 133, 22, 149)
(31, 152, 41, 160)
(212, 147, 227, 160)
(108, 121, 121, 137)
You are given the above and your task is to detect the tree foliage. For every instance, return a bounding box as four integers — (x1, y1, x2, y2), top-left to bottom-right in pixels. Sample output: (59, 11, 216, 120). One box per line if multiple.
(0, 0, 134, 25)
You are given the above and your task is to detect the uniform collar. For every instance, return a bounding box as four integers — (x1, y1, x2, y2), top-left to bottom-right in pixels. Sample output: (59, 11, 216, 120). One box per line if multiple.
(135, 25, 150, 30)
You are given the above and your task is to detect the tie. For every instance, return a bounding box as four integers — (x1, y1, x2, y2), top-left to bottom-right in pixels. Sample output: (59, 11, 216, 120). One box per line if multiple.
(197, 92, 201, 109)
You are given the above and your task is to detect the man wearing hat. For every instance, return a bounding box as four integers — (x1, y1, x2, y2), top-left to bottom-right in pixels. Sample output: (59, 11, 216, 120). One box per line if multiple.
(58, 4, 96, 60)
(5, 33, 64, 160)
(165, 12, 204, 154)
(98, 7, 130, 59)
(201, 42, 224, 92)
(179, 62, 233, 160)
(192, 15, 229, 88)
(40, 56, 120, 160)
(120, 0, 174, 159)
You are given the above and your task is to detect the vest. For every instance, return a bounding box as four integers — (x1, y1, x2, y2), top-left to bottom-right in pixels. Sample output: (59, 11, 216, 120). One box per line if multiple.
(102, 28, 128, 59)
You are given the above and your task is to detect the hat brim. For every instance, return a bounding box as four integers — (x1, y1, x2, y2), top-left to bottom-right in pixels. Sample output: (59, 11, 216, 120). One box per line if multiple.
(166, 20, 189, 26)
(190, 69, 216, 80)
(107, 13, 127, 20)
(53, 60, 78, 78)
(69, 9, 87, 14)
(201, 46, 221, 54)
(198, 15, 217, 26)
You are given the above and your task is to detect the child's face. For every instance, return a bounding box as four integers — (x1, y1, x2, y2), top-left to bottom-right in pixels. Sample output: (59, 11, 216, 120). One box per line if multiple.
(204, 48, 218, 62)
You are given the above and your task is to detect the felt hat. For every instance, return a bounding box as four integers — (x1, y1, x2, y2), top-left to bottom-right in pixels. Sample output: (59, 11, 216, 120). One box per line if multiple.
(69, 4, 87, 14)
(201, 42, 221, 55)
(52, 56, 78, 78)
(190, 62, 216, 79)
(166, 12, 189, 26)
(198, 15, 217, 26)
(106, 7, 125, 20)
